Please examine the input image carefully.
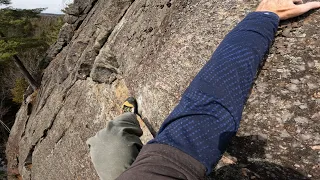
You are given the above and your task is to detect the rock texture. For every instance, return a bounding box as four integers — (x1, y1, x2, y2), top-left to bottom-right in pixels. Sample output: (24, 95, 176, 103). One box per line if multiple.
(6, 0, 320, 179)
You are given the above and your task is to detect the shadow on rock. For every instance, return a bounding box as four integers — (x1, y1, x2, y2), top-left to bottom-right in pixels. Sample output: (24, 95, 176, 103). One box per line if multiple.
(207, 135, 310, 180)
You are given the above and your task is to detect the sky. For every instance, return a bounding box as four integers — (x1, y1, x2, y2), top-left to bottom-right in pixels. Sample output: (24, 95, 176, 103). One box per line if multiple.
(1, 0, 74, 14)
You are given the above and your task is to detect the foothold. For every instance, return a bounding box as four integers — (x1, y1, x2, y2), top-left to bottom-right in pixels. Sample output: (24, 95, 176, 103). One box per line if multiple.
(298, 104, 308, 110)
(77, 63, 92, 80)
(291, 22, 299, 28)
(307, 83, 317, 89)
(282, 28, 291, 37)
(166, 2, 172, 8)
(144, 27, 154, 33)
(27, 103, 33, 116)
(294, 116, 309, 124)
(287, 84, 299, 92)
(90, 66, 117, 84)
(290, 79, 300, 84)
(296, 65, 306, 71)
(24, 147, 34, 171)
(307, 61, 315, 68)
(147, 27, 153, 33)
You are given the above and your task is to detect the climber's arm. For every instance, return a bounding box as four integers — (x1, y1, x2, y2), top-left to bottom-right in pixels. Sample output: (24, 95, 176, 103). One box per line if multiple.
(116, 11, 279, 179)
(148, 11, 279, 174)
(117, 0, 320, 179)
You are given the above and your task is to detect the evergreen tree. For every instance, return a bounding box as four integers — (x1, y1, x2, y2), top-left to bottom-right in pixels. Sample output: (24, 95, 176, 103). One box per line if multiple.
(0, 6, 46, 90)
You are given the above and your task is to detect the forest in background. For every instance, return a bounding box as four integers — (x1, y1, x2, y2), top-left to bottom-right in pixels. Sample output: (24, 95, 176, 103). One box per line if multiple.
(0, 1, 64, 178)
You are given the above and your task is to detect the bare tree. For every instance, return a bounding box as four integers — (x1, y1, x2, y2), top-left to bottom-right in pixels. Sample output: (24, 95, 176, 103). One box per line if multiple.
(1, 63, 19, 91)
(0, 89, 10, 134)
(0, 89, 8, 118)
(0, 87, 9, 180)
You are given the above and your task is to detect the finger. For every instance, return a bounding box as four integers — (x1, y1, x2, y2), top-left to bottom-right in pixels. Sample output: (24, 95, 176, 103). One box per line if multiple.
(286, 2, 320, 19)
(297, 2, 320, 12)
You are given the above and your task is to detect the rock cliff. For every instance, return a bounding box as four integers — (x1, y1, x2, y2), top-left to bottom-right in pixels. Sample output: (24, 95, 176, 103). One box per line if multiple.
(6, 0, 320, 179)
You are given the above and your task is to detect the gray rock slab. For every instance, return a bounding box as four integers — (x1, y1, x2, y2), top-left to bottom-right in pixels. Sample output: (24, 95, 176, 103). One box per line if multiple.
(6, 0, 320, 179)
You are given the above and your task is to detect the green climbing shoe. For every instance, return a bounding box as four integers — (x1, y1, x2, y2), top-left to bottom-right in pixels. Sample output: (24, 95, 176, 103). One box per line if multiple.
(122, 97, 138, 114)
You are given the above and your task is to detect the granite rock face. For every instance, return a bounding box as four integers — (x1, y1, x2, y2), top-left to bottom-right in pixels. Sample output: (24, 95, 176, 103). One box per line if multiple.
(6, 0, 320, 179)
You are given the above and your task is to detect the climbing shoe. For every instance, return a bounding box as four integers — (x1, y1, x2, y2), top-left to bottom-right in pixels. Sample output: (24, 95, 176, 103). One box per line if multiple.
(122, 97, 138, 114)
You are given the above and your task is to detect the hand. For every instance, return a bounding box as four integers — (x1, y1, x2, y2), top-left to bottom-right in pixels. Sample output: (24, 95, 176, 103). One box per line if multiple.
(256, 0, 320, 20)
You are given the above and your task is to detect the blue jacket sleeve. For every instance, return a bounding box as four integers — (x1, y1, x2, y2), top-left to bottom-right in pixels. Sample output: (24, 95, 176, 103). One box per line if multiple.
(149, 12, 279, 174)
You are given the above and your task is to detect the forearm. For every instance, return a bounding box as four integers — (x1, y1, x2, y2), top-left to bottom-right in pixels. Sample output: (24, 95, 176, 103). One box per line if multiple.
(150, 12, 279, 174)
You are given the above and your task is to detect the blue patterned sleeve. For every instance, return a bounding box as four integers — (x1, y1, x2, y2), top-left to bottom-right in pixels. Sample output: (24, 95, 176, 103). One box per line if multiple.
(149, 12, 279, 174)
